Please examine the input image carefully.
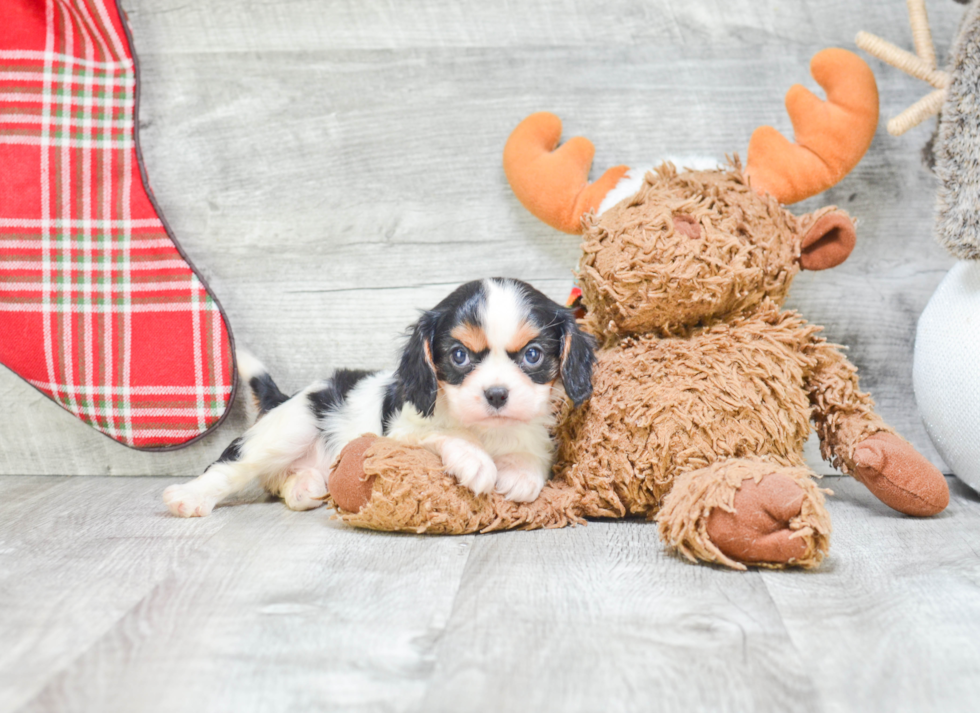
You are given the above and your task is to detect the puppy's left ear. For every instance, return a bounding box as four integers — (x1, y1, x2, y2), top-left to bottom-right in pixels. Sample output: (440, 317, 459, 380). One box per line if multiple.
(397, 310, 440, 417)
(559, 311, 596, 408)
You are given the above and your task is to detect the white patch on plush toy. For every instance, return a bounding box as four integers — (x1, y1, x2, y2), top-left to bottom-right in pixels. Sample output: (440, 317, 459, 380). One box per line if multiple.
(598, 158, 722, 215)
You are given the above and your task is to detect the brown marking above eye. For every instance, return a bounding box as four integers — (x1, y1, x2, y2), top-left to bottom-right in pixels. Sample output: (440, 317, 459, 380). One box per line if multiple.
(450, 323, 488, 353)
(673, 214, 701, 239)
(506, 321, 541, 353)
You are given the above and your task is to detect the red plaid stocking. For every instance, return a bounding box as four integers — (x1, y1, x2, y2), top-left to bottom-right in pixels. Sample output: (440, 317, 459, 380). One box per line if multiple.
(0, 0, 236, 449)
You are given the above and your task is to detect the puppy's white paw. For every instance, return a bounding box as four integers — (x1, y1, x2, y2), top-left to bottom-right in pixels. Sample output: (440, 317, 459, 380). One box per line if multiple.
(163, 483, 217, 518)
(281, 469, 328, 511)
(440, 439, 497, 496)
(494, 454, 546, 503)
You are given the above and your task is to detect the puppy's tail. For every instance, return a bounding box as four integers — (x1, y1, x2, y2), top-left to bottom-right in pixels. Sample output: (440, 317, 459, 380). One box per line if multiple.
(237, 349, 289, 426)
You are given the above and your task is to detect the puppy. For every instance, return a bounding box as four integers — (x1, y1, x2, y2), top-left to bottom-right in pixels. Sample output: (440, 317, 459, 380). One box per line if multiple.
(163, 278, 595, 517)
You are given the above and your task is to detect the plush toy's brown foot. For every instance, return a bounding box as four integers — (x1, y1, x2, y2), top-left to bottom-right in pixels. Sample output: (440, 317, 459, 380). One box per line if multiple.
(658, 459, 832, 570)
(851, 432, 949, 516)
(705, 475, 809, 565)
(328, 434, 379, 514)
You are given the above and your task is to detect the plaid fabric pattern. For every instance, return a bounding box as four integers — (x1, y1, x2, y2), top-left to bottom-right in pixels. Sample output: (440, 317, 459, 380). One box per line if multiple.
(0, 0, 235, 449)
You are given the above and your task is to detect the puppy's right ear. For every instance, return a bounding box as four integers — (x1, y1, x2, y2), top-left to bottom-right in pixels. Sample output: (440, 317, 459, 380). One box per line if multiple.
(559, 310, 596, 408)
(397, 310, 440, 418)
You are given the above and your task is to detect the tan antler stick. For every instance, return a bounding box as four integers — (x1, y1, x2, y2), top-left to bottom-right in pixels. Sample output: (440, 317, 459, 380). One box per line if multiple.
(856, 0, 951, 136)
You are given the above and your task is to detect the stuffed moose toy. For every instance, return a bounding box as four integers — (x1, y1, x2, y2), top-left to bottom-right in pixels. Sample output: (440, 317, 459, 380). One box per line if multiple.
(327, 48, 948, 569)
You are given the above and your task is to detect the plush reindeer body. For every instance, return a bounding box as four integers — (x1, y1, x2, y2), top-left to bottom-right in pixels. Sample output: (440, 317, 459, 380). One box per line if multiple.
(551, 164, 909, 568)
(556, 301, 819, 518)
(327, 49, 948, 569)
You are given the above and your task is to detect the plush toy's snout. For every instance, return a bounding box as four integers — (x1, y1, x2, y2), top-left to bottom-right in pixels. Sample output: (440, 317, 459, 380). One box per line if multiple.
(673, 214, 701, 239)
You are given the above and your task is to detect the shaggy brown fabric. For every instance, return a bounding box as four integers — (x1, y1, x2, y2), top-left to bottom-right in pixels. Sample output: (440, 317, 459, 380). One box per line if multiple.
(657, 459, 832, 570)
(553, 301, 818, 519)
(324, 162, 943, 569)
(804, 339, 892, 475)
(578, 163, 801, 343)
(328, 436, 586, 534)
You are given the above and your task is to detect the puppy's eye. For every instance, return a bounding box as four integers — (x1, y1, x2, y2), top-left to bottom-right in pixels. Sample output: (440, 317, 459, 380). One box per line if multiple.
(523, 346, 542, 366)
(451, 347, 470, 367)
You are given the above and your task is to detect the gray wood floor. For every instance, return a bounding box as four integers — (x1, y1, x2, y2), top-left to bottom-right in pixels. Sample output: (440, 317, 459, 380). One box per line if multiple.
(0, 474, 978, 713)
(0, 0, 967, 475)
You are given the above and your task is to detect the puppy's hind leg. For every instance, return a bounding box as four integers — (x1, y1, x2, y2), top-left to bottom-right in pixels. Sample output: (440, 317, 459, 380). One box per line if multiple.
(271, 436, 332, 512)
(163, 438, 257, 518)
(279, 468, 329, 512)
(163, 393, 320, 517)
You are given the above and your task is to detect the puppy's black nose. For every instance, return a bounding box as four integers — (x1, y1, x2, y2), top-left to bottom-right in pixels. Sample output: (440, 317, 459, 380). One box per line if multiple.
(484, 386, 509, 409)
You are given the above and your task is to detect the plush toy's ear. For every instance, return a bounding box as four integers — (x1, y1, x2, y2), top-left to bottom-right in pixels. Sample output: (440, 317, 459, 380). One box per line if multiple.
(396, 311, 440, 417)
(559, 311, 596, 407)
(799, 209, 856, 271)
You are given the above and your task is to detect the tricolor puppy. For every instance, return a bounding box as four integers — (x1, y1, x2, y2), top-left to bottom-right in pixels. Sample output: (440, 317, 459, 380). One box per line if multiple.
(163, 278, 595, 517)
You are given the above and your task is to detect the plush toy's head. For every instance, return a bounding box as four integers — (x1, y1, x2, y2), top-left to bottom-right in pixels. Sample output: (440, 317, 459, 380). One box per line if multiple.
(503, 48, 878, 338)
(578, 165, 858, 338)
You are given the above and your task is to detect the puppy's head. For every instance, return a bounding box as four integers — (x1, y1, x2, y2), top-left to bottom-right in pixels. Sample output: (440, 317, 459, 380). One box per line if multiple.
(397, 278, 595, 425)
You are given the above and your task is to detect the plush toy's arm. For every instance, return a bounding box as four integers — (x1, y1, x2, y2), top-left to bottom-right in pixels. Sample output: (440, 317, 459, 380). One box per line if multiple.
(803, 338, 948, 515)
(804, 338, 892, 475)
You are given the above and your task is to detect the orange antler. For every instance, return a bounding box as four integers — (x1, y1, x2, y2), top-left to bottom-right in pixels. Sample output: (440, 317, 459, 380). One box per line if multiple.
(745, 48, 879, 204)
(503, 112, 629, 234)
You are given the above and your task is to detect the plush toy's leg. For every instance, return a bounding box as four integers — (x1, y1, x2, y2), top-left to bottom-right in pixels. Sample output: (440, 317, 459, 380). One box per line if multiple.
(806, 340, 948, 516)
(657, 459, 832, 570)
(327, 435, 586, 534)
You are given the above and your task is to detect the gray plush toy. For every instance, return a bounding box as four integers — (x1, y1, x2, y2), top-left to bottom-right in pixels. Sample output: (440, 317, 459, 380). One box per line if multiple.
(859, 0, 980, 492)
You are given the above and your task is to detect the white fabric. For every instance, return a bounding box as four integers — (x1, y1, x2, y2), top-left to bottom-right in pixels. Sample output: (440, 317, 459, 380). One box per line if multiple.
(914, 260, 980, 492)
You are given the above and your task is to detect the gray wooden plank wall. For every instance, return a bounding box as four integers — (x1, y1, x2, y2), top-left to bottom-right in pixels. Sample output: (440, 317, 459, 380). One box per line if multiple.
(0, 0, 965, 475)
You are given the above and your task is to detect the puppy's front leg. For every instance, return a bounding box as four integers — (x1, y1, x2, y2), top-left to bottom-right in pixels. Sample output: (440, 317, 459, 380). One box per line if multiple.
(423, 435, 497, 496)
(493, 452, 549, 503)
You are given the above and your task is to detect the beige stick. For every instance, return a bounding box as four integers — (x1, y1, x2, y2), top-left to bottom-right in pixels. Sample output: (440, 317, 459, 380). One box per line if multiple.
(907, 0, 937, 68)
(855, 31, 949, 88)
(887, 88, 947, 136)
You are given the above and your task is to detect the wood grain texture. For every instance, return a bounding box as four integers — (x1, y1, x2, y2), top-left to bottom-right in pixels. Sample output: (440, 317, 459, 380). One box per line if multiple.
(1, 475, 978, 712)
(0, 0, 966, 474)
(758, 477, 980, 713)
(1, 477, 474, 713)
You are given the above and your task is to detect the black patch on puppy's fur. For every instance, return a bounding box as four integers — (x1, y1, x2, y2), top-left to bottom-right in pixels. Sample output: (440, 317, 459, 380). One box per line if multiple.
(504, 279, 596, 407)
(387, 281, 486, 419)
(308, 369, 376, 420)
(214, 436, 244, 465)
(558, 310, 596, 407)
(391, 310, 441, 417)
(249, 373, 289, 416)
